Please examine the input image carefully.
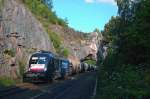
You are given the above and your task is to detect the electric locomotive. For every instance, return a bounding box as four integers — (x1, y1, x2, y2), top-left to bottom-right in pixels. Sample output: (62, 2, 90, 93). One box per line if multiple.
(23, 51, 71, 83)
(23, 51, 57, 82)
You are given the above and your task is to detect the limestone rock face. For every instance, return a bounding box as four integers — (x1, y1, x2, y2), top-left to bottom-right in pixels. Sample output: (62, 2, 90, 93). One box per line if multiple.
(2, 0, 53, 51)
(49, 25, 102, 60)
(0, 0, 54, 76)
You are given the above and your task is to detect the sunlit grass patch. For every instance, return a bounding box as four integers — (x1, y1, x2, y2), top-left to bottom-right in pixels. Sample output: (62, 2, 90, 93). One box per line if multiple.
(0, 76, 15, 87)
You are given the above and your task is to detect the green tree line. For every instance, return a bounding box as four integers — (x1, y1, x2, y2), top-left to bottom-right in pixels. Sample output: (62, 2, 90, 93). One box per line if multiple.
(96, 0, 150, 99)
(22, 0, 68, 27)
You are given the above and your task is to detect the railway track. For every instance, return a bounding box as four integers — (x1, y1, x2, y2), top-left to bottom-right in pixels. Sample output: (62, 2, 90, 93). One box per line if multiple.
(0, 86, 27, 98)
(30, 72, 93, 99)
(0, 79, 68, 99)
(30, 81, 77, 99)
(0, 83, 38, 98)
(30, 79, 77, 99)
(0, 72, 96, 99)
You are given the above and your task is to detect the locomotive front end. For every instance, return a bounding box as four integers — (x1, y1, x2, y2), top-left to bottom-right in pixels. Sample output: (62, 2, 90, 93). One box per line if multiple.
(23, 55, 49, 83)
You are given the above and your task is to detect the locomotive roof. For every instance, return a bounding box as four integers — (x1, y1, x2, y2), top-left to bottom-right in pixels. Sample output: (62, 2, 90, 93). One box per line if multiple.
(59, 58, 69, 62)
(31, 51, 69, 61)
(32, 51, 56, 57)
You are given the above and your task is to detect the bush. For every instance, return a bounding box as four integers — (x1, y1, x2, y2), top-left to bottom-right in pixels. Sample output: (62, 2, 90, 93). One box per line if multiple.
(58, 18, 68, 27)
(61, 48, 70, 58)
(23, 0, 68, 27)
(3, 49, 15, 57)
(84, 60, 96, 65)
(96, 62, 150, 99)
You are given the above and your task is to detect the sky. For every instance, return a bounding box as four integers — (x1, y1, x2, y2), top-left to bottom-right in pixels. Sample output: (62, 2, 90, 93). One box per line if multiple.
(53, 0, 118, 33)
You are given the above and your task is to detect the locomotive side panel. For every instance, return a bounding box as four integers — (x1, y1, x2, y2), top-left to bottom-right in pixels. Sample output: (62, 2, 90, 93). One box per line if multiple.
(60, 59, 70, 79)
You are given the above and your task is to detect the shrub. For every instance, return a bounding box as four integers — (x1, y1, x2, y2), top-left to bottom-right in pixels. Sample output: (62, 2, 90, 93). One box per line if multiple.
(61, 48, 70, 58)
(23, 0, 68, 27)
(84, 60, 96, 65)
(96, 62, 150, 99)
(3, 49, 15, 57)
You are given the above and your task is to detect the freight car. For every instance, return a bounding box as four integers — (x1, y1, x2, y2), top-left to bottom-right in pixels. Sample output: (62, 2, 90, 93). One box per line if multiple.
(68, 56, 81, 75)
(23, 51, 70, 82)
(80, 62, 89, 72)
(59, 58, 71, 79)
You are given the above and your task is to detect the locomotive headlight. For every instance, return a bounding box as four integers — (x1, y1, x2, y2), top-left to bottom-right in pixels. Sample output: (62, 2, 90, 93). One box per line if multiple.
(44, 67, 47, 72)
(44, 65, 47, 72)
(28, 67, 31, 71)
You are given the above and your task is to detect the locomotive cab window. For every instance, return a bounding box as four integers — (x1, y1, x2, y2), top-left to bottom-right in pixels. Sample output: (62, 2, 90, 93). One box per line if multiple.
(30, 57, 47, 64)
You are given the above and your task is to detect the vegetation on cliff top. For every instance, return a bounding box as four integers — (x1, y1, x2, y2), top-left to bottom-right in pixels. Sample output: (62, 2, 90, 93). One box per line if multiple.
(22, 0, 70, 57)
(22, 0, 68, 27)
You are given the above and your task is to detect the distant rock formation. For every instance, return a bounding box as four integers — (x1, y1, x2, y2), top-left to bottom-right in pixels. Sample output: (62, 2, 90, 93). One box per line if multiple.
(49, 24, 103, 60)
(81, 32, 102, 60)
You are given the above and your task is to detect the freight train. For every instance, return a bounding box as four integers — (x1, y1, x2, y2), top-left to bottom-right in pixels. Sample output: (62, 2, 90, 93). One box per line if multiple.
(23, 51, 96, 83)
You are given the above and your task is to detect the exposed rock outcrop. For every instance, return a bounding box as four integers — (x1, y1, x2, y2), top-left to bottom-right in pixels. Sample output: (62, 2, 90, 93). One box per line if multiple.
(0, 0, 54, 77)
(2, 0, 53, 50)
(49, 25, 101, 59)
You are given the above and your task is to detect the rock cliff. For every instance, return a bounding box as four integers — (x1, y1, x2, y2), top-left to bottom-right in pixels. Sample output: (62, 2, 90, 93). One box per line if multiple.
(0, 0, 101, 78)
(0, 0, 54, 77)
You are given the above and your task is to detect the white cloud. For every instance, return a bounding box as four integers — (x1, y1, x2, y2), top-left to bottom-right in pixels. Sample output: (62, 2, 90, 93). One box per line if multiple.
(85, 0, 94, 3)
(85, 0, 116, 5)
(97, 0, 116, 5)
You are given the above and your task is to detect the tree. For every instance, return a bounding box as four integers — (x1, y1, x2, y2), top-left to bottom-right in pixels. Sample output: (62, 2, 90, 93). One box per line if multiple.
(115, 0, 140, 22)
(103, 16, 121, 43)
(43, 0, 53, 9)
(96, 0, 150, 98)
(94, 28, 100, 33)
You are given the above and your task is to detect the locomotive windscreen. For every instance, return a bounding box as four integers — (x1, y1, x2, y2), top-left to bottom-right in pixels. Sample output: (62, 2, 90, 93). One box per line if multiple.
(29, 56, 48, 72)
(31, 57, 47, 64)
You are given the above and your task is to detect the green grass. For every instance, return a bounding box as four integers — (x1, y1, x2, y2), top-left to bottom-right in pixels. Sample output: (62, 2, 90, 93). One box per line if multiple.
(48, 32, 61, 52)
(0, 76, 15, 87)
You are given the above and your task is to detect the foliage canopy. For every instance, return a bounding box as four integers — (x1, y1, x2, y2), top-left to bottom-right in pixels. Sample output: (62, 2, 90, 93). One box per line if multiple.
(96, 0, 150, 98)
